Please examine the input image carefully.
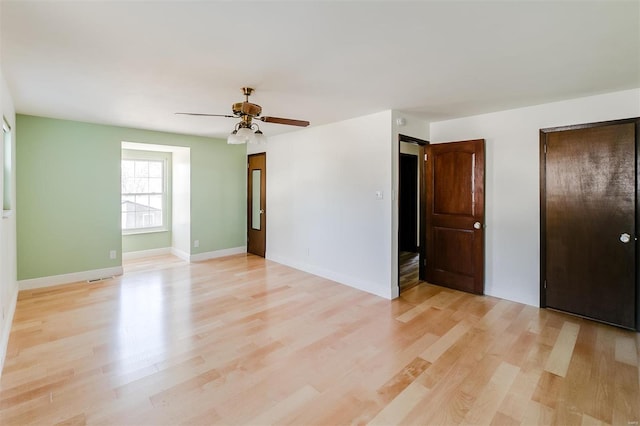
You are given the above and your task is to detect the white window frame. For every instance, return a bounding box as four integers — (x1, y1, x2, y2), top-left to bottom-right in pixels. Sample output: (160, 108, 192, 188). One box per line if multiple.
(121, 154, 169, 235)
(2, 118, 12, 219)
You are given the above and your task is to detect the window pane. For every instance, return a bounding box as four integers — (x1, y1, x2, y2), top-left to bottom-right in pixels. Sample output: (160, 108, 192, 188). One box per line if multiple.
(122, 177, 137, 193)
(133, 177, 149, 193)
(149, 178, 162, 193)
(149, 194, 162, 210)
(121, 156, 166, 231)
(3, 121, 12, 211)
(149, 161, 162, 178)
(122, 160, 134, 179)
(135, 161, 149, 177)
(123, 212, 136, 230)
(135, 195, 150, 210)
(252, 170, 261, 230)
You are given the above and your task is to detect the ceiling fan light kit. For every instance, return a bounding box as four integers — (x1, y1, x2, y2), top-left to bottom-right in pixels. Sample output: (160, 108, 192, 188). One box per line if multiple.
(176, 87, 309, 145)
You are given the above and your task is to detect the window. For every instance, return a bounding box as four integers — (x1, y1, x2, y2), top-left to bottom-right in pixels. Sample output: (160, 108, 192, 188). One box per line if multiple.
(121, 158, 166, 232)
(2, 119, 12, 217)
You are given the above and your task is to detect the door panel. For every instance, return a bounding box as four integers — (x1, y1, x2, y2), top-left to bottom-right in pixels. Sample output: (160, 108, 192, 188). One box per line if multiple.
(434, 151, 474, 216)
(433, 227, 474, 276)
(426, 139, 485, 294)
(248, 153, 266, 257)
(543, 121, 637, 328)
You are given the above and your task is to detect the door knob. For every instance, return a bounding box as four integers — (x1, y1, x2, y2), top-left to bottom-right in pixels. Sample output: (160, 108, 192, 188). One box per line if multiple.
(259, 209, 264, 214)
(473, 222, 482, 230)
(620, 232, 631, 243)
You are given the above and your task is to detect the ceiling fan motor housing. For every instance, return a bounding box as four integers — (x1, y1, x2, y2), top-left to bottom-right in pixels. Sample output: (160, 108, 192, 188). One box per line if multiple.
(232, 102, 262, 118)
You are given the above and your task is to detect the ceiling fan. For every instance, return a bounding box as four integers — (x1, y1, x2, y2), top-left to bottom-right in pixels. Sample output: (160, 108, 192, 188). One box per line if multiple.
(176, 87, 310, 144)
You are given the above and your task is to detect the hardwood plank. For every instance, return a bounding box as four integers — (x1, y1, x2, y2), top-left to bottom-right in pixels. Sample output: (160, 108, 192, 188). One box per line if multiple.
(545, 321, 580, 377)
(460, 362, 520, 425)
(367, 381, 430, 426)
(616, 334, 639, 366)
(522, 400, 556, 425)
(247, 384, 319, 425)
(0, 254, 637, 425)
(581, 413, 610, 426)
(420, 320, 471, 363)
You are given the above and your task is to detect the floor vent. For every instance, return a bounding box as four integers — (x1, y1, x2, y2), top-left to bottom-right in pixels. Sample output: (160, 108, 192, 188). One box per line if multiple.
(87, 276, 114, 283)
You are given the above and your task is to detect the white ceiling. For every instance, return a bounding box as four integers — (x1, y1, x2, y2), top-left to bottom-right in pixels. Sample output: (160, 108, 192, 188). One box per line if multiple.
(1, 1, 639, 139)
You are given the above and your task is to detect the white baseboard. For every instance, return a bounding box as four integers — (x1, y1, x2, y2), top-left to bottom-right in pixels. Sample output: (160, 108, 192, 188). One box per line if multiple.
(129, 247, 247, 263)
(171, 247, 190, 261)
(0, 285, 18, 378)
(190, 246, 246, 262)
(267, 254, 392, 300)
(18, 266, 124, 291)
(122, 247, 172, 260)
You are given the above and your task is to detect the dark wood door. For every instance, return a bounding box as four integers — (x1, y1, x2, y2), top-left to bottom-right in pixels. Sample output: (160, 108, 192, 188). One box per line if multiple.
(425, 139, 485, 294)
(247, 153, 266, 257)
(399, 153, 418, 252)
(542, 120, 638, 329)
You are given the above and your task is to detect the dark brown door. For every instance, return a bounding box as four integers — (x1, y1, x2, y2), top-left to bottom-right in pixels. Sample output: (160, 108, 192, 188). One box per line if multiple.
(248, 153, 266, 257)
(542, 120, 638, 329)
(399, 153, 418, 252)
(425, 139, 485, 294)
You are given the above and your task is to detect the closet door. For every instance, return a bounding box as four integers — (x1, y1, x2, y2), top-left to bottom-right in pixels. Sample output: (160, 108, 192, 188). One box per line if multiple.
(541, 119, 639, 329)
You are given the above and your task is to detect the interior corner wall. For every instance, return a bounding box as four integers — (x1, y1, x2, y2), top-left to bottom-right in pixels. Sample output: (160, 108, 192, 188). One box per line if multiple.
(429, 88, 640, 307)
(0, 66, 18, 377)
(265, 111, 395, 298)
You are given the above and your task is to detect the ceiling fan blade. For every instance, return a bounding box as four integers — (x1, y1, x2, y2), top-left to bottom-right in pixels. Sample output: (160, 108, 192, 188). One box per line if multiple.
(175, 112, 236, 118)
(259, 116, 310, 127)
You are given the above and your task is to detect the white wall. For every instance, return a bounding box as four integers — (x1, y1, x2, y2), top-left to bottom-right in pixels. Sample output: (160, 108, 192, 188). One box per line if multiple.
(430, 88, 640, 306)
(249, 110, 428, 298)
(172, 148, 191, 258)
(0, 64, 18, 376)
(265, 111, 395, 298)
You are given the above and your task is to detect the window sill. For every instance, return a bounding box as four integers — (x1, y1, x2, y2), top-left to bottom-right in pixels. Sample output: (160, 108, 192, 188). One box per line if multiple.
(122, 227, 169, 236)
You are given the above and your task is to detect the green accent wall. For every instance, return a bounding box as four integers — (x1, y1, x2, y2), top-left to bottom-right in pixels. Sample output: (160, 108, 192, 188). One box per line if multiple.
(16, 115, 246, 280)
(122, 230, 172, 253)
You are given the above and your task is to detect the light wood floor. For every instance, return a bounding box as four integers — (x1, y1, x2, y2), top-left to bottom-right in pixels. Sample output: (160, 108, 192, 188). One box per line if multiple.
(1, 254, 638, 425)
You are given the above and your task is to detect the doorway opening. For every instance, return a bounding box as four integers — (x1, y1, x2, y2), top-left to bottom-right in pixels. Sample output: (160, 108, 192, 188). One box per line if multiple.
(398, 134, 428, 293)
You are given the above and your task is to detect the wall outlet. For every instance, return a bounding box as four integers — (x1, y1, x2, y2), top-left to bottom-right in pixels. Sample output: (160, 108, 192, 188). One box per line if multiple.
(194, 240, 199, 248)
(109, 250, 116, 260)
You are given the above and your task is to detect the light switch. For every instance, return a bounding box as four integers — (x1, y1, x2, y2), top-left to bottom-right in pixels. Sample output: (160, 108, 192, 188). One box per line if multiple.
(375, 191, 383, 200)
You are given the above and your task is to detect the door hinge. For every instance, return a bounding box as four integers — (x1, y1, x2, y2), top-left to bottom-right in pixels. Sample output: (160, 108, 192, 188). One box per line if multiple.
(544, 280, 547, 289)
(544, 144, 547, 154)
(424, 153, 428, 161)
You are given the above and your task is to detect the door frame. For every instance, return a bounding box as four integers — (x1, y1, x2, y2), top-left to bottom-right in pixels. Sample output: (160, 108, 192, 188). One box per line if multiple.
(398, 134, 429, 291)
(539, 117, 640, 330)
